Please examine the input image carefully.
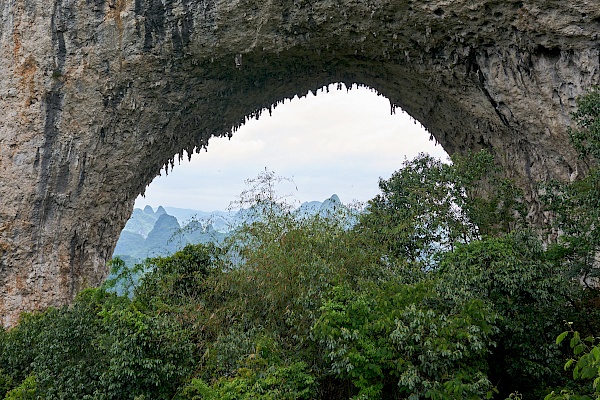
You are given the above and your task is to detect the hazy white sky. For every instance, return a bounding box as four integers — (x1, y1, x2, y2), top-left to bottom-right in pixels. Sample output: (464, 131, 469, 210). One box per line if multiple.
(134, 84, 448, 211)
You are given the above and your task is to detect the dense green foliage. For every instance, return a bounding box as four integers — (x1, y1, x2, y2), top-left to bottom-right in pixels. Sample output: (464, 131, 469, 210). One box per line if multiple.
(3, 89, 600, 399)
(539, 87, 600, 400)
(356, 150, 524, 267)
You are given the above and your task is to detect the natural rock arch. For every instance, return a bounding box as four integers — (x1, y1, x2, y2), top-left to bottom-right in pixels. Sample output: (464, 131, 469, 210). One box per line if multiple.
(0, 0, 599, 326)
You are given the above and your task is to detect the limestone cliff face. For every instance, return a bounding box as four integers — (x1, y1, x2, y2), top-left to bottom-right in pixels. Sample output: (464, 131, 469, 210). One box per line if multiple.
(0, 0, 598, 326)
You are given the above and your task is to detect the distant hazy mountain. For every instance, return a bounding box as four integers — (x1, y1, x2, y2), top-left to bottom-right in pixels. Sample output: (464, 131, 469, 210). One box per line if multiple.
(163, 207, 236, 233)
(122, 208, 157, 238)
(144, 214, 183, 258)
(112, 195, 348, 264)
(113, 231, 146, 257)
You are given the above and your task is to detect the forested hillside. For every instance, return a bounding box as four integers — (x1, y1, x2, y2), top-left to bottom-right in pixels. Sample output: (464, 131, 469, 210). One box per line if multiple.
(2, 89, 600, 399)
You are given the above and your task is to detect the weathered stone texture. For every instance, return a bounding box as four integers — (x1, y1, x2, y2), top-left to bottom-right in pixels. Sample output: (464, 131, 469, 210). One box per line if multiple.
(0, 0, 599, 326)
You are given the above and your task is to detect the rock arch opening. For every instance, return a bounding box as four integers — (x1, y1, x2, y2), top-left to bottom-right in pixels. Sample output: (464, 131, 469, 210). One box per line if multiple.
(136, 84, 448, 211)
(115, 84, 448, 262)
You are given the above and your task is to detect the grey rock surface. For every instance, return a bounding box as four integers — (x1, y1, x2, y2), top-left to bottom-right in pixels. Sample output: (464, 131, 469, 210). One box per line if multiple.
(0, 0, 599, 326)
